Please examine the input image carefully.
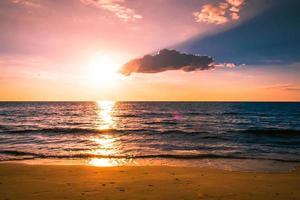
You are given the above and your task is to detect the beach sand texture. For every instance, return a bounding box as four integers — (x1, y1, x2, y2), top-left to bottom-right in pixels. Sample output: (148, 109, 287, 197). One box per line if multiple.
(0, 163, 300, 200)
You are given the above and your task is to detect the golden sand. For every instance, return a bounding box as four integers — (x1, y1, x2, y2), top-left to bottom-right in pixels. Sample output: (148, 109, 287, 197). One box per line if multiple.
(0, 163, 300, 200)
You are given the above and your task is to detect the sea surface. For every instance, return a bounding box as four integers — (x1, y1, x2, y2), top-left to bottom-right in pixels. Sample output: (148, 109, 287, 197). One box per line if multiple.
(0, 101, 300, 171)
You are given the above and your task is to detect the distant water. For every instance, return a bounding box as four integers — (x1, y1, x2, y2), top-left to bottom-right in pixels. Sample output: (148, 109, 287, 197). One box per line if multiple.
(0, 102, 300, 171)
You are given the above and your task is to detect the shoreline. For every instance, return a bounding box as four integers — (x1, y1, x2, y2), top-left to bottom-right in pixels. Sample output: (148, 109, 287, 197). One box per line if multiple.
(1, 157, 299, 173)
(1, 163, 300, 200)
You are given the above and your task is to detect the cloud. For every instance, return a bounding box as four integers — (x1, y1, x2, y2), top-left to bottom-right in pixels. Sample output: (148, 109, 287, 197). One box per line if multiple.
(80, 0, 142, 22)
(193, 3, 229, 25)
(230, 12, 240, 20)
(9, 0, 40, 7)
(263, 84, 300, 91)
(226, 0, 244, 7)
(193, 0, 245, 25)
(119, 49, 214, 75)
(214, 62, 237, 68)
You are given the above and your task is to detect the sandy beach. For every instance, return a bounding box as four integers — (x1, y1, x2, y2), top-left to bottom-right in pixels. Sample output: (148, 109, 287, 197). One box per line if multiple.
(0, 163, 300, 200)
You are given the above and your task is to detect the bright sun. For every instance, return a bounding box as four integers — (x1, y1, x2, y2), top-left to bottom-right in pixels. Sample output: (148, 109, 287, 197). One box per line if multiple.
(88, 53, 121, 84)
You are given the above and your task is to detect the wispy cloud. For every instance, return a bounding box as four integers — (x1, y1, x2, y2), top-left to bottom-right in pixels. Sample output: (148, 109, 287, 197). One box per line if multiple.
(214, 63, 238, 68)
(263, 84, 300, 91)
(80, 0, 142, 22)
(194, 0, 245, 25)
(9, 0, 40, 7)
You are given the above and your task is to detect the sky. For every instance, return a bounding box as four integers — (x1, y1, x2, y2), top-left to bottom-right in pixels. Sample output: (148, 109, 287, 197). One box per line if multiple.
(0, 0, 299, 101)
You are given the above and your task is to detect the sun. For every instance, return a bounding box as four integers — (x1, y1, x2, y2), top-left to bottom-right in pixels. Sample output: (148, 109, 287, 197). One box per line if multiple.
(87, 53, 121, 84)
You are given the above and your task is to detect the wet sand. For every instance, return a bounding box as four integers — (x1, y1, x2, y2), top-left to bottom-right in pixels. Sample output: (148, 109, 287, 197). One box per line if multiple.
(0, 163, 300, 200)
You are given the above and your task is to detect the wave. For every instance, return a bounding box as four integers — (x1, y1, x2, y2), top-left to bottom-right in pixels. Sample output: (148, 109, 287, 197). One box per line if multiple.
(145, 121, 178, 125)
(0, 128, 117, 135)
(0, 127, 211, 136)
(182, 112, 273, 116)
(0, 125, 11, 131)
(2, 127, 300, 141)
(1, 150, 300, 163)
(3, 127, 300, 136)
(241, 129, 300, 137)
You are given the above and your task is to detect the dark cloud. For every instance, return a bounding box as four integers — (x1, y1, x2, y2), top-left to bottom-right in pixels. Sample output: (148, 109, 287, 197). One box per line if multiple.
(120, 49, 214, 75)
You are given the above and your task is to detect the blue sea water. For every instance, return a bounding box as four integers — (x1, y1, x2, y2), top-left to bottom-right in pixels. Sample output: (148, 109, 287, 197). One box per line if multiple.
(0, 102, 300, 171)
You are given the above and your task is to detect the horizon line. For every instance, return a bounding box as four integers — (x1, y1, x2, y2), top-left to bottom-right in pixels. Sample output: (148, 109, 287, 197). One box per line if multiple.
(0, 100, 299, 103)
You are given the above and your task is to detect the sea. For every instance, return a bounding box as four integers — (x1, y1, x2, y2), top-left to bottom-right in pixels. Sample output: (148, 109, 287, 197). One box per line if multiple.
(0, 101, 300, 172)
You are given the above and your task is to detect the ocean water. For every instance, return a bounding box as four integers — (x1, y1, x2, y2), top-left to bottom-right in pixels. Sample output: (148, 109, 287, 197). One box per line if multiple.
(0, 101, 300, 171)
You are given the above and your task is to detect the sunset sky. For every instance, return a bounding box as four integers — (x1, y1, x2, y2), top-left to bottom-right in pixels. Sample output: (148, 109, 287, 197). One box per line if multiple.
(0, 0, 299, 101)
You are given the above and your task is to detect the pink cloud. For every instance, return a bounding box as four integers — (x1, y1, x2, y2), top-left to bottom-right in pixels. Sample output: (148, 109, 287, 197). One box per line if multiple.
(80, 0, 142, 22)
(194, 0, 245, 25)
(263, 84, 300, 91)
(229, 6, 240, 12)
(10, 0, 40, 7)
(214, 63, 237, 68)
(226, 0, 244, 7)
(231, 12, 240, 20)
(193, 3, 229, 25)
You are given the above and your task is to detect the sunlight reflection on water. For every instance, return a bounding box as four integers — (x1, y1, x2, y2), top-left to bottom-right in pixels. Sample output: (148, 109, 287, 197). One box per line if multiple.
(96, 100, 115, 130)
(88, 101, 126, 166)
(90, 134, 119, 156)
